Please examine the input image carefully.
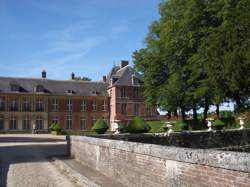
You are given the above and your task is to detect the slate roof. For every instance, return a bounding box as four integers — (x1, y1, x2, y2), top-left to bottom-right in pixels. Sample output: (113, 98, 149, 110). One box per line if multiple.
(107, 65, 143, 87)
(0, 77, 108, 96)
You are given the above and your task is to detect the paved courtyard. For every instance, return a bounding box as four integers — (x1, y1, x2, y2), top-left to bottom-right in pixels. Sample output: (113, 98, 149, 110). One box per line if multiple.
(0, 134, 77, 187)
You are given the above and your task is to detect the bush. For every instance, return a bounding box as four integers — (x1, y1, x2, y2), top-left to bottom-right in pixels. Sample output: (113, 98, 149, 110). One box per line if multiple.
(127, 116, 151, 133)
(92, 119, 109, 134)
(147, 121, 165, 133)
(49, 123, 62, 131)
(174, 121, 188, 131)
(213, 119, 225, 130)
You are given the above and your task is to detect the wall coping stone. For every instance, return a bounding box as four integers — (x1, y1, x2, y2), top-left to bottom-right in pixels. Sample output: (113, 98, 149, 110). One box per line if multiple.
(68, 135, 250, 173)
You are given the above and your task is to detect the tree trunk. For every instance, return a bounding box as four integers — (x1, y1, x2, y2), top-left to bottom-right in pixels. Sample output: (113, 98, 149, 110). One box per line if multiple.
(167, 111, 171, 118)
(192, 105, 197, 122)
(203, 98, 209, 129)
(173, 109, 178, 117)
(216, 104, 220, 118)
(181, 107, 186, 121)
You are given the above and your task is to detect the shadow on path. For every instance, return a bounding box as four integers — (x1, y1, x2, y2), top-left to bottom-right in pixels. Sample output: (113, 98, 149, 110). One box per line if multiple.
(0, 137, 67, 187)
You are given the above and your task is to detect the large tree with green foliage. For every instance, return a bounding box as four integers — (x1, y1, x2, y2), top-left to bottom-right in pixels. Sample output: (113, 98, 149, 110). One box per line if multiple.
(133, 0, 250, 121)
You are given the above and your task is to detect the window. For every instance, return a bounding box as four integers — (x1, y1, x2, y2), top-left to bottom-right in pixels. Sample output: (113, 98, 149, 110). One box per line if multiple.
(92, 100, 97, 111)
(36, 98, 44, 112)
(132, 76, 140, 86)
(81, 100, 87, 112)
(52, 98, 58, 111)
(10, 84, 19, 92)
(102, 116, 108, 124)
(36, 85, 44, 92)
(134, 103, 140, 116)
(66, 115, 72, 129)
(121, 103, 127, 115)
(22, 116, 30, 130)
(133, 87, 139, 98)
(67, 99, 73, 112)
(52, 116, 59, 124)
(102, 100, 108, 111)
(9, 116, 17, 130)
(92, 116, 96, 126)
(36, 116, 43, 129)
(0, 116, 4, 130)
(10, 98, 18, 111)
(0, 97, 5, 111)
(80, 117, 86, 129)
(23, 97, 31, 112)
(146, 106, 151, 116)
(120, 87, 127, 98)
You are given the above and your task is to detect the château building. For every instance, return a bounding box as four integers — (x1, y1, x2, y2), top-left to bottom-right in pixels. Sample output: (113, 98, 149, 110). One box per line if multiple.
(0, 60, 158, 132)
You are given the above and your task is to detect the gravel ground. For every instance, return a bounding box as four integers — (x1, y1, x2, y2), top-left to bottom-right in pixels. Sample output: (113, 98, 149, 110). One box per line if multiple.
(0, 134, 77, 187)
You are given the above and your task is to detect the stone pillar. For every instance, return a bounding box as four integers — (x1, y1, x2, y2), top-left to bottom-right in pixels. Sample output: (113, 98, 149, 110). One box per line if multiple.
(18, 115, 22, 130)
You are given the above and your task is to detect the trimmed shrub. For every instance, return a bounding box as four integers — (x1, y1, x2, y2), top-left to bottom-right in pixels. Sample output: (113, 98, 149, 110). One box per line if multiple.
(127, 116, 151, 133)
(49, 123, 62, 131)
(92, 119, 109, 134)
(213, 119, 225, 130)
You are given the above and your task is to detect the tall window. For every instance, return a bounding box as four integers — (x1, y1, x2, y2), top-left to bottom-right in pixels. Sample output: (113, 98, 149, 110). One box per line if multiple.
(36, 98, 44, 112)
(23, 97, 31, 112)
(9, 116, 17, 130)
(120, 87, 127, 98)
(92, 100, 97, 111)
(52, 116, 59, 124)
(0, 97, 5, 111)
(121, 103, 127, 115)
(22, 116, 30, 130)
(0, 116, 4, 130)
(80, 117, 86, 129)
(134, 103, 140, 116)
(36, 116, 43, 129)
(133, 87, 139, 98)
(102, 100, 107, 111)
(67, 99, 73, 112)
(92, 116, 96, 126)
(146, 106, 151, 116)
(52, 98, 58, 111)
(10, 98, 18, 111)
(81, 100, 87, 112)
(66, 115, 72, 129)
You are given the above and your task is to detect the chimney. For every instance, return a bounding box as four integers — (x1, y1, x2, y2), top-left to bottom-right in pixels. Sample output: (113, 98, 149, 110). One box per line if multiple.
(120, 60, 129, 68)
(42, 70, 46, 79)
(103, 76, 107, 82)
(71, 72, 75, 80)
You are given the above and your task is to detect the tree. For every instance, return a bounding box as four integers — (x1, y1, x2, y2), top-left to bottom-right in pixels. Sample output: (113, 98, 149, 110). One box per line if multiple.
(133, 0, 250, 122)
(74, 76, 92, 81)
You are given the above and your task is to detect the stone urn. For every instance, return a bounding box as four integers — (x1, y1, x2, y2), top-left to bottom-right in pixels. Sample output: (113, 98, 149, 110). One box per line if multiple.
(238, 117, 245, 130)
(206, 118, 214, 131)
(113, 120, 121, 134)
(164, 121, 175, 135)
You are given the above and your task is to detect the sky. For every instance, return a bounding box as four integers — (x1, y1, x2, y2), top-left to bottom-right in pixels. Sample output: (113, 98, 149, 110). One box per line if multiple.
(0, 0, 160, 81)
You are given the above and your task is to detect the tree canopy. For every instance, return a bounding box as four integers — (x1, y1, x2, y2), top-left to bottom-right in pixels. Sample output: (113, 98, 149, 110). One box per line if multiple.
(133, 0, 250, 120)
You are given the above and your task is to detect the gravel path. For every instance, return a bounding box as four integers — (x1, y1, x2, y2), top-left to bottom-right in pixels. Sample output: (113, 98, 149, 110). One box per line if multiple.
(0, 134, 78, 187)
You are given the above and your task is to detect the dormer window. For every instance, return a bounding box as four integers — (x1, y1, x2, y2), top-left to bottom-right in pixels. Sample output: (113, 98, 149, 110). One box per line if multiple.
(35, 85, 44, 92)
(67, 90, 75, 95)
(92, 90, 98, 95)
(10, 84, 20, 92)
(132, 76, 140, 86)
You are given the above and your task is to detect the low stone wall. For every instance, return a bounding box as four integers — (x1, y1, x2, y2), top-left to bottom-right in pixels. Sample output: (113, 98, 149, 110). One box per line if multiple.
(67, 135, 250, 187)
(90, 129, 250, 150)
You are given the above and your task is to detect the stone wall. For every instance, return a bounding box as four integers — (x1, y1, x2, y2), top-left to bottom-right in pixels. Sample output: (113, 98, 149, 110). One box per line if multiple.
(91, 129, 250, 150)
(67, 135, 250, 187)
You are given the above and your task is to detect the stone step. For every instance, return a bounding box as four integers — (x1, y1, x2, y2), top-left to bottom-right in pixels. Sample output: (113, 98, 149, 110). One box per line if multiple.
(52, 157, 125, 187)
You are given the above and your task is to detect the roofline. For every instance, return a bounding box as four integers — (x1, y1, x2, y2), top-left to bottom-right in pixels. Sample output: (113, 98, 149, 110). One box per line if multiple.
(0, 76, 107, 84)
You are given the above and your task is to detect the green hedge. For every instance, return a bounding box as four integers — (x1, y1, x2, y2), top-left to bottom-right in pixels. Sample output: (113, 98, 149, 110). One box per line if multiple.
(92, 119, 109, 134)
(127, 117, 151, 133)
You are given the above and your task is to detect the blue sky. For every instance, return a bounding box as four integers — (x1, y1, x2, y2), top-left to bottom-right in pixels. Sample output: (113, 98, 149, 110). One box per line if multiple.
(0, 0, 160, 80)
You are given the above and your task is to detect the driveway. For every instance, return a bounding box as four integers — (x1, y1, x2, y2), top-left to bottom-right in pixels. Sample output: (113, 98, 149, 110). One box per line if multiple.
(0, 134, 77, 187)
